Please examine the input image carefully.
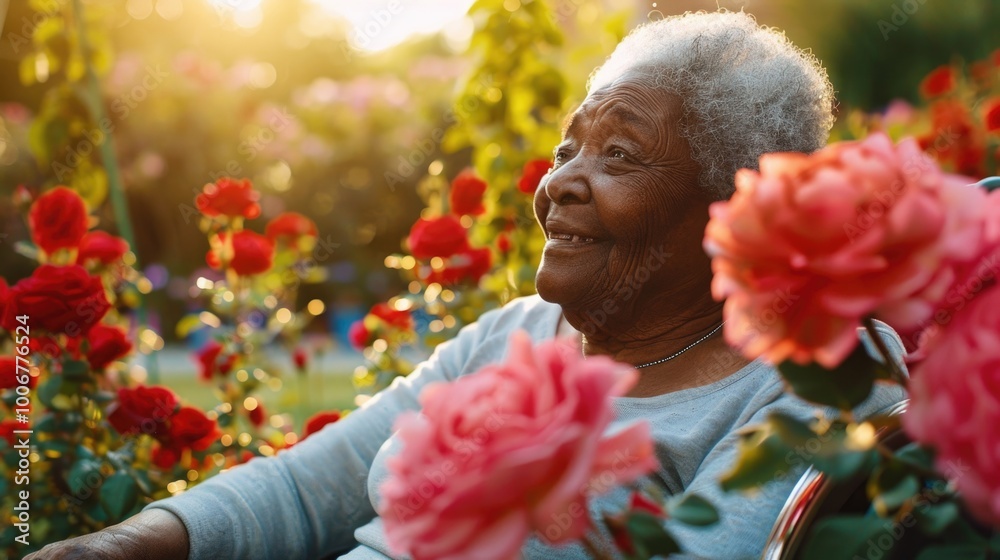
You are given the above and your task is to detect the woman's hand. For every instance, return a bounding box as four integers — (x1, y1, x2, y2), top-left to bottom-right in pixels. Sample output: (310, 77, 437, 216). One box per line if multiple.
(24, 509, 190, 560)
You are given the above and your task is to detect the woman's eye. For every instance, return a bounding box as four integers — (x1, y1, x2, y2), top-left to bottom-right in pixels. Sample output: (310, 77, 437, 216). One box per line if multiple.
(609, 148, 627, 160)
(554, 149, 570, 164)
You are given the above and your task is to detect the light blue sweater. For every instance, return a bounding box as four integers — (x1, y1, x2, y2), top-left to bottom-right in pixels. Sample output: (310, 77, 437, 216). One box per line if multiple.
(147, 295, 906, 559)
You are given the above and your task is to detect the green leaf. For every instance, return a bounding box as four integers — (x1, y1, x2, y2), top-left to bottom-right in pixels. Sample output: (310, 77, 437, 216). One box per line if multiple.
(777, 344, 880, 410)
(914, 501, 960, 536)
(626, 512, 680, 558)
(101, 472, 139, 521)
(84, 498, 109, 523)
(63, 359, 90, 379)
(37, 376, 63, 407)
(667, 494, 719, 527)
(915, 545, 989, 560)
(895, 442, 936, 472)
(802, 515, 895, 560)
(719, 427, 792, 492)
(811, 446, 878, 481)
(869, 467, 919, 515)
(67, 457, 102, 496)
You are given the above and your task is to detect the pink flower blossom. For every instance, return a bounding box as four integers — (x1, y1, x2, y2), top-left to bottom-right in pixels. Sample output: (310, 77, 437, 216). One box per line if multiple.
(704, 133, 983, 367)
(379, 332, 657, 560)
(903, 282, 1000, 528)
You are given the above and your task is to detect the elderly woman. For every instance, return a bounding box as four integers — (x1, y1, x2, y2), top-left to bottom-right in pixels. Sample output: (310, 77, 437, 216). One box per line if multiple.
(31, 11, 904, 560)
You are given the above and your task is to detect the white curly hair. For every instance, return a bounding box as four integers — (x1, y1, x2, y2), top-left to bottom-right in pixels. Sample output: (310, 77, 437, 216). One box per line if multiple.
(588, 11, 835, 199)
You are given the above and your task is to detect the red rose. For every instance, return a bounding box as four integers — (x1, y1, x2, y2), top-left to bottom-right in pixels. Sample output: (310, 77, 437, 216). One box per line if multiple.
(28, 187, 89, 255)
(985, 98, 1000, 132)
(151, 446, 180, 469)
(920, 66, 956, 98)
(2, 265, 111, 336)
(369, 302, 412, 330)
(108, 385, 179, 438)
(232, 230, 275, 276)
(231, 230, 274, 276)
(206, 231, 275, 276)
(348, 320, 371, 351)
(449, 169, 487, 216)
(0, 419, 18, 447)
(0, 278, 8, 324)
(29, 335, 72, 359)
(195, 177, 261, 219)
(0, 355, 36, 390)
(265, 212, 318, 241)
(195, 341, 237, 381)
(248, 403, 265, 427)
(77, 231, 129, 266)
(407, 216, 469, 260)
(293, 347, 308, 371)
(608, 493, 667, 556)
(162, 406, 219, 451)
(497, 233, 512, 254)
(85, 324, 133, 371)
(517, 159, 552, 194)
(427, 247, 492, 286)
(303, 410, 341, 439)
(153, 406, 220, 468)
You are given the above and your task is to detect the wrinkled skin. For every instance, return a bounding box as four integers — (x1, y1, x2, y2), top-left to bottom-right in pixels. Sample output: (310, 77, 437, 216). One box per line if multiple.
(535, 69, 749, 396)
(23, 509, 189, 560)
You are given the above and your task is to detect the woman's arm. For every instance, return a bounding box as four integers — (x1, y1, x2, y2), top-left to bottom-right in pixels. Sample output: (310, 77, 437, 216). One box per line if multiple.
(25, 509, 189, 560)
(25, 304, 508, 560)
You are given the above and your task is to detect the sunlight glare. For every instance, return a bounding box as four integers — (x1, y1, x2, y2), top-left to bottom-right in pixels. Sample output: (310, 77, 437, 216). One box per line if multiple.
(308, 0, 476, 52)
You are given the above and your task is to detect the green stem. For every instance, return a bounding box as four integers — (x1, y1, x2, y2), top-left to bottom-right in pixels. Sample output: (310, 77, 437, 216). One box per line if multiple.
(862, 317, 906, 389)
(70, 0, 159, 384)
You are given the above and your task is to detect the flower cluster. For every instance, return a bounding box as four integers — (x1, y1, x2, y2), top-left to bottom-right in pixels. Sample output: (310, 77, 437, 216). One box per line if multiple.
(0, 186, 219, 548)
(840, 50, 1000, 179)
(185, 177, 328, 459)
(705, 128, 1000, 540)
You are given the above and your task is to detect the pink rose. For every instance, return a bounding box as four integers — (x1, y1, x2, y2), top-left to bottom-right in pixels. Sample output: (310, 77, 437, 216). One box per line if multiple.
(704, 133, 983, 367)
(379, 332, 657, 560)
(903, 282, 1000, 528)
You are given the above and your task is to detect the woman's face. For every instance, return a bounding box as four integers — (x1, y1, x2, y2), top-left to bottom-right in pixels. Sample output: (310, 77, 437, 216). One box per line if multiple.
(533, 71, 712, 326)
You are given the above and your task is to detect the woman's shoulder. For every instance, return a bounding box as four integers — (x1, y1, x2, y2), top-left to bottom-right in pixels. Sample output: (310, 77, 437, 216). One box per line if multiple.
(473, 294, 563, 343)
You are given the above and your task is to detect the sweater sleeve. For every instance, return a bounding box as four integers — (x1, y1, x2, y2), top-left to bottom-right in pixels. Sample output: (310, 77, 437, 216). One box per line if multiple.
(144, 307, 503, 560)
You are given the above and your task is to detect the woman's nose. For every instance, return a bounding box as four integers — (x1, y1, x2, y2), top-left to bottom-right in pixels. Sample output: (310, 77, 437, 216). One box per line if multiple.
(543, 160, 592, 205)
